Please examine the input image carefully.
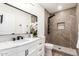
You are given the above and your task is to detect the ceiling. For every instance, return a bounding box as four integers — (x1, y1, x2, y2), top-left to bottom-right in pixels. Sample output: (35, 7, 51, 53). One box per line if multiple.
(39, 3, 77, 14)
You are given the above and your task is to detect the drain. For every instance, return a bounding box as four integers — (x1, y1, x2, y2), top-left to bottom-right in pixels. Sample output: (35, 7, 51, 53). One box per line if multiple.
(58, 48, 61, 49)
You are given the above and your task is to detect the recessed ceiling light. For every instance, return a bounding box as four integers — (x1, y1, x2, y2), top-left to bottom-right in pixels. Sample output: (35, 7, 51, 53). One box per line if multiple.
(58, 5, 62, 10)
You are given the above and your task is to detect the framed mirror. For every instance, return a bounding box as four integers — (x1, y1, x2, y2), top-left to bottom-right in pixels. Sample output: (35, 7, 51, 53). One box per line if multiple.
(0, 3, 38, 37)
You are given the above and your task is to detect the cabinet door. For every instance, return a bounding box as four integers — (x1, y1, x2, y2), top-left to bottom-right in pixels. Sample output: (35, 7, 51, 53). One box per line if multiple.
(0, 44, 29, 56)
(28, 45, 43, 56)
(0, 49, 26, 56)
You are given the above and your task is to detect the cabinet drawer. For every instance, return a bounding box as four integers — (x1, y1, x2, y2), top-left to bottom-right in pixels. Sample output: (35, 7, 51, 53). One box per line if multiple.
(28, 45, 43, 56)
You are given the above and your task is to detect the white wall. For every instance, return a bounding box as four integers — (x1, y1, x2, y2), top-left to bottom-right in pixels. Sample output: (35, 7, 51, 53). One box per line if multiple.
(8, 3, 45, 38)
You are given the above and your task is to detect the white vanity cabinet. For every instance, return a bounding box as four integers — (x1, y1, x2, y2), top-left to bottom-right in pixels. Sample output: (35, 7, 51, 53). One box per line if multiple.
(0, 45, 28, 56)
(0, 38, 45, 56)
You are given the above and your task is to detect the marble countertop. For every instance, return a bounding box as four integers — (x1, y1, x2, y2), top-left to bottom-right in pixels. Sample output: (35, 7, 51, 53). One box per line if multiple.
(0, 37, 39, 50)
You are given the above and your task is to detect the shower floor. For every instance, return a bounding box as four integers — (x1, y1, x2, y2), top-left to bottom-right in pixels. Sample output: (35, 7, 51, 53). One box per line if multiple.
(52, 44, 78, 56)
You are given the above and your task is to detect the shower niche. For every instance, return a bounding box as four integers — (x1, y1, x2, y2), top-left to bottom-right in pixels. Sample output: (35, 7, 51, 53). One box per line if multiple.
(57, 22, 65, 30)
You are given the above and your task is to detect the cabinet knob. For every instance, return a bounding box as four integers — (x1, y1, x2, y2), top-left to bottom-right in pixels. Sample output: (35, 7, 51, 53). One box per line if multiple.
(39, 43, 42, 45)
(39, 48, 42, 51)
(0, 53, 7, 56)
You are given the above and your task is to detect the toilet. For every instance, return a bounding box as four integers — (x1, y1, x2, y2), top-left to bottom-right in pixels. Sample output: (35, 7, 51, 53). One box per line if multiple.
(45, 43, 54, 56)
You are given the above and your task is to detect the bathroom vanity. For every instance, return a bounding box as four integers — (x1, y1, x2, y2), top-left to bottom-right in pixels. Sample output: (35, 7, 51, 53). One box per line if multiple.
(0, 3, 45, 56)
(0, 38, 45, 56)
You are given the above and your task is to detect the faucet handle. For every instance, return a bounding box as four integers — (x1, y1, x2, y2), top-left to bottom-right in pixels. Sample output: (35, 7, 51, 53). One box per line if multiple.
(12, 38, 16, 41)
(17, 36, 20, 40)
(21, 36, 23, 39)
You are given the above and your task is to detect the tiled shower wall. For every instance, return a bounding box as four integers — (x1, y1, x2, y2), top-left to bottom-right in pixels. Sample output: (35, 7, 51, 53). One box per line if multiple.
(48, 7, 78, 49)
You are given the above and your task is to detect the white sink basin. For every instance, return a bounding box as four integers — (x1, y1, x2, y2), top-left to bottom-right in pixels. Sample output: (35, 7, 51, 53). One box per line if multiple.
(0, 37, 39, 50)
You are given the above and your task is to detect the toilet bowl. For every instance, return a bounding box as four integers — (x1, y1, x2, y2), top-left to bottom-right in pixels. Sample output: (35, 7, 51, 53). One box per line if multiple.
(45, 43, 54, 56)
